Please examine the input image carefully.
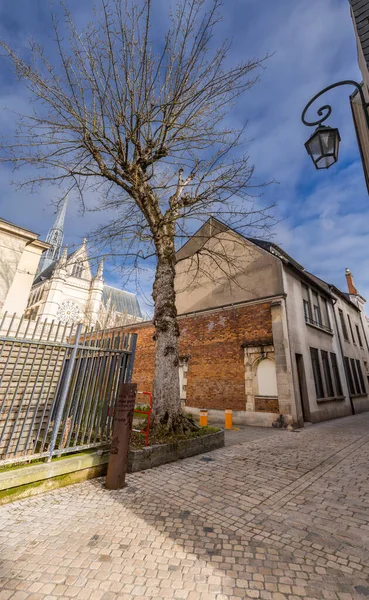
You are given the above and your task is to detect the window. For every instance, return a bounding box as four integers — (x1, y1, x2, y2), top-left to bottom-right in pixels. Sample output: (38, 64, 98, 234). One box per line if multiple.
(339, 309, 349, 341)
(310, 348, 324, 399)
(356, 324, 363, 347)
(312, 292, 322, 325)
(356, 360, 366, 394)
(344, 358, 355, 395)
(72, 262, 83, 278)
(330, 353, 343, 396)
(179, 357, 189, 401)
(256, 358, 278, 397)
(35, 286, 43, 303)
(321, 351, 334, 397)
(347, 315, 356, 344)
(302, 285, 312, 321)
(321, 298, 331, 329)
(28, 306, 39, 321)
(350, 358, 361, 394)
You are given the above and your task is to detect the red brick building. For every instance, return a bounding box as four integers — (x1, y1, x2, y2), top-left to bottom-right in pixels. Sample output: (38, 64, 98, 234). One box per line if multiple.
(121, 218, 369, 428)
(125, 300, 275, 414)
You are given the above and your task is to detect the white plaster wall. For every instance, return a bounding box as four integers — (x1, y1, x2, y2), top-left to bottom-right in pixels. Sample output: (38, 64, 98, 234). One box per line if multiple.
(0, 229, 46, 317)
(332, 293, 369, 413)
(283, 269, 353, 423)
(175, 231, 284, 315)
(3, 244, 44, 316)
(0, 230, 24, 312)
(257, 359, 278, 397)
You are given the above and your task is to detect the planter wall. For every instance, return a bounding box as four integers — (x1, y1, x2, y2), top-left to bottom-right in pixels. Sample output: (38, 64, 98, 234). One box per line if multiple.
(127, 430, 224, 473)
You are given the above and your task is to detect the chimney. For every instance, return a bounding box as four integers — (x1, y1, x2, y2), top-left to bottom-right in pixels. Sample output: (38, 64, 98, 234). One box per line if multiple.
(345, 268, 358, 295)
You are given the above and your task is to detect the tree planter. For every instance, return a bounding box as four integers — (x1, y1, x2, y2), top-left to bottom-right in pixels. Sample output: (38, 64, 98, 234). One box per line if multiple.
(127, 430, 225, 473)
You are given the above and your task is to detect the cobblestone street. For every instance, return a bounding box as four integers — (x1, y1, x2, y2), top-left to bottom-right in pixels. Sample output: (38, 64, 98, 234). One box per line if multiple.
(2, 414, 369, 600)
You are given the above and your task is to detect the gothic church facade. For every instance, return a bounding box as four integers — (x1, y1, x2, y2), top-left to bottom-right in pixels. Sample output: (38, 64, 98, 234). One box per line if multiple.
(25, 196, 142, 327)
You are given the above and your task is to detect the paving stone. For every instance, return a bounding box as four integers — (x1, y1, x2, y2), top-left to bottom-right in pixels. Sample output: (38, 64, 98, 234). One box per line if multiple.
(2, 414, 369, 599)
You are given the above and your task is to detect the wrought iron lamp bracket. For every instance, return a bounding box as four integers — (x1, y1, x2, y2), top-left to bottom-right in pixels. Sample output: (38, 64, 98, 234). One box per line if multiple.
(301, 80, 369, 130)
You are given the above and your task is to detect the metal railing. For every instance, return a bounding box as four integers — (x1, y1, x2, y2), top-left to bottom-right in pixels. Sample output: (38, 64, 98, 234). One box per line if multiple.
(0, 313, 137, 465)
(305, 315, 333, 334)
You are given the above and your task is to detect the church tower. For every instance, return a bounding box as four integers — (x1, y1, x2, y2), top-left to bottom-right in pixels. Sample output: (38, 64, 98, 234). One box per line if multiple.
(36, 194, 68, 275)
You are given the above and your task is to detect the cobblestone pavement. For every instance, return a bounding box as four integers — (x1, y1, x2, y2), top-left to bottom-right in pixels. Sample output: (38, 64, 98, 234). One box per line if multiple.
(2, 414, 369, 600)
(223, 424, 289, 447)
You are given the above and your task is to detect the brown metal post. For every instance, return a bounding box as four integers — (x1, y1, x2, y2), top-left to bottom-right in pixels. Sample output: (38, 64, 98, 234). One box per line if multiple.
(106, 382, 137, 490)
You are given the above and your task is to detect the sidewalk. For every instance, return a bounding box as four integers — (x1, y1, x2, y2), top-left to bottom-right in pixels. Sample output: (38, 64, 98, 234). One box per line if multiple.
(1, 414, 369, 599)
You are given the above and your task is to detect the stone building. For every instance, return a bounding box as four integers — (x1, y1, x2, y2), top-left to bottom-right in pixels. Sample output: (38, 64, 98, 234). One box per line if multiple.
(122, 218, 369, 427)
(25, 196, 142, 326)
(0, 217, 50, 317)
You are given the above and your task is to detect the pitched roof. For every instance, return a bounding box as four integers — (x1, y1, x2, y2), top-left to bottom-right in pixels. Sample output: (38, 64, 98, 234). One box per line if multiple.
(177, 216, 359, 307)
(33, 260, 57, 284)
(350, 0, 369, 71)
(33, 246, 85, 284)
(0, 217, 49, 247)
(102, 285, 142, 318)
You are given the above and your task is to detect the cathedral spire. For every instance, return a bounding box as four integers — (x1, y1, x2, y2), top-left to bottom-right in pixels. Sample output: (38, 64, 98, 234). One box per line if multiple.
(36, 194, 69, 276)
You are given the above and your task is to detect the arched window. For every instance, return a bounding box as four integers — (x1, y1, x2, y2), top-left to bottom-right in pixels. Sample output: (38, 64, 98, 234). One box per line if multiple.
(256, 358, 278, 397)
(72, 261, 83, 278)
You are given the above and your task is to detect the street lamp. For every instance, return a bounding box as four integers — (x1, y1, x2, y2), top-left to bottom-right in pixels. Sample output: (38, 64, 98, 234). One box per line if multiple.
(302, 80, 369, 170)
(305, 125, 341, 170)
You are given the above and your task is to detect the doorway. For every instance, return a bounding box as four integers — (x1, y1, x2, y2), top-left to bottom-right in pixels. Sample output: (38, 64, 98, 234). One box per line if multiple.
(296, 353, 310, 423)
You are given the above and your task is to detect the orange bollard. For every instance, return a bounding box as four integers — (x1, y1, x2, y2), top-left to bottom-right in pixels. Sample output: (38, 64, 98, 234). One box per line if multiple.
(199, 409, 208, 427)
(225, 409, 233, 430)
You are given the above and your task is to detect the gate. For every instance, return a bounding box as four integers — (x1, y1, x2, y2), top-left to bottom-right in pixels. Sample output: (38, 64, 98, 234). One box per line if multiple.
(0, 313, 137, 465)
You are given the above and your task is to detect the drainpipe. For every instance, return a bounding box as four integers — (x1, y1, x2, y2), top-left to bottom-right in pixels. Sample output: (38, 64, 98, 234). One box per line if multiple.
(331, 298, 355, 415)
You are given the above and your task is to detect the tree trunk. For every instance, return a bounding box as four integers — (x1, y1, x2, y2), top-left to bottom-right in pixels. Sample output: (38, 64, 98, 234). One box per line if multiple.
(152, 252, 182, 430)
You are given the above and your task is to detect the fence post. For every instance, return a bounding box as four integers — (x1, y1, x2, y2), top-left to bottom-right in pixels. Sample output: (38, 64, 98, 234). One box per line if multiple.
(125, 333, 138, 383)
(47, 324, 82, 461)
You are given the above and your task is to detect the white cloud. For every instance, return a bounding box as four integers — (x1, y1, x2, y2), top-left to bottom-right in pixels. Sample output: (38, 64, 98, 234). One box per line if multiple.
(0, 0, 368, 313)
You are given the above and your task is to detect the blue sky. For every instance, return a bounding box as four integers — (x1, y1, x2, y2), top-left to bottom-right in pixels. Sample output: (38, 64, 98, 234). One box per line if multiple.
(0, 0, 367, 315)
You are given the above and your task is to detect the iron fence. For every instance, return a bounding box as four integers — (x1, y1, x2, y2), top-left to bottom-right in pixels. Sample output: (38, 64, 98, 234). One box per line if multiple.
(0, 313, 137, 465)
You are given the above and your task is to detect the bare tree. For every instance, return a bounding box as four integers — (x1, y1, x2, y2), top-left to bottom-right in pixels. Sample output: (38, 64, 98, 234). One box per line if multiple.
(0, 0, 272, 432)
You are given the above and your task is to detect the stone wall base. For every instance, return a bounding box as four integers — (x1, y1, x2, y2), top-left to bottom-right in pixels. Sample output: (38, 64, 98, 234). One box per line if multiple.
(184, 406, 283, 427)
(309, 402, 353, 424)
(0, 461, 108, 506)
(352, 396, 369, 415)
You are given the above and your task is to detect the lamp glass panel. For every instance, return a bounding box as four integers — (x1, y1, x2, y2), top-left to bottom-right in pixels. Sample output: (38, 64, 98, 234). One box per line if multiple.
(307, 134, 322, 160)
(320, 130, 335, 154)
(317, 154, 336, 169)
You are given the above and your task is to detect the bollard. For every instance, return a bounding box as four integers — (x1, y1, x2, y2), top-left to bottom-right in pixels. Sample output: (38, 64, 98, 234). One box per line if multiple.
(199, 409, 208, 427)
(106, 382, 137, 490)
(225, 409, 233, 430)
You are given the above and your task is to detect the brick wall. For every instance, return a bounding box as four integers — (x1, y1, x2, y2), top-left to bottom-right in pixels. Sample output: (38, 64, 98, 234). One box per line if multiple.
(125, 301, 273, 411)
(254, 397, 279, 414)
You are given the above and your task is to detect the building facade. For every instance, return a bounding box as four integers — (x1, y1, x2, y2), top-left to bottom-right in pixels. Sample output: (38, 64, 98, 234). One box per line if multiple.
(0, 218, 50, 317)
(122, 218, 369, 427)
(349, 0, 369, 192)
(25, 198, 142, 326)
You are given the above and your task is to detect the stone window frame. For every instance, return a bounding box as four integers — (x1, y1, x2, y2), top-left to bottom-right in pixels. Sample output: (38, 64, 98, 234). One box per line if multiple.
(243, 344, 276, 412)
(179, 355, 189, 402)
